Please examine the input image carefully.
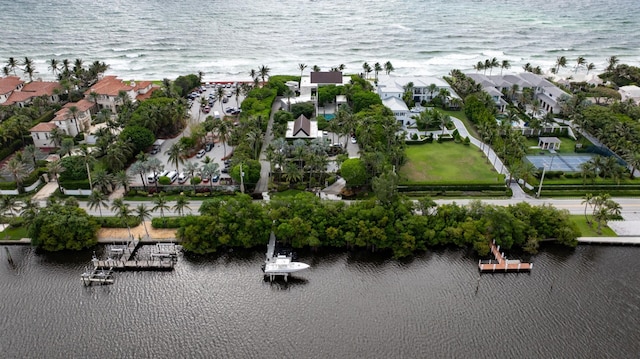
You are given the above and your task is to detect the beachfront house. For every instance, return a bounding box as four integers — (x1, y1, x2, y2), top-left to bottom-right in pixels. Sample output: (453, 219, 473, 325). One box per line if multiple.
(52, 99, 96, 136)
(376, 74, 459, 105)
(85, 76, 157, 112)
(619, 85, 640, 105)
(376, 75, 459, 125)
(0, 79, 61, 107)
(297, 71, 350, 118)
(0, 76, 25, 104)
(467, 72, 570, 114)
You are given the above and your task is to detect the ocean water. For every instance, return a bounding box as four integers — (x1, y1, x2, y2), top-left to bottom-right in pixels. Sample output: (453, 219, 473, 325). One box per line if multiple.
(1, 245, 640, 358)
(1, 0, 639, 82)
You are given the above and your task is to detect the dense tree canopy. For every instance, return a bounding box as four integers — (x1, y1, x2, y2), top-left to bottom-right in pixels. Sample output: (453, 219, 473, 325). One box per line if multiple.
(29, 203, 99, 251)
(176, 193, 580, 258)
(119, 125, 156, 155)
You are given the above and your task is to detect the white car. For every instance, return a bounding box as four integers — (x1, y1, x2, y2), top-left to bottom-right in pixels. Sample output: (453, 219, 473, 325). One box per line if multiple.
(177, 172, 188, 184)
(196, 149, 206, 158)
(351, 137, 357, 144)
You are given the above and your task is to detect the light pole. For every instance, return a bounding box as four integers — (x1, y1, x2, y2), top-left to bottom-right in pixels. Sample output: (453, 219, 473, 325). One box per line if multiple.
(240, 162, 245, 194)
(536, 154, 557, 198)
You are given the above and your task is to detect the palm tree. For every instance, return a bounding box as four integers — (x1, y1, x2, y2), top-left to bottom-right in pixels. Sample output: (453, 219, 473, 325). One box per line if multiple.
(216, 119, 231, 158)
(173, 197, 191, 217)
(87, 190, 108, 217)
(362, 62, 372, 79)
(439, 113, 452, 137)
(216, 86, 226, 113)
(555, 56, 567, 74)
(22, 57, 35, 82)
(2, 66, 9, 76)
(606, 56, 619, 72)
(19, 199, 40, 228)
(111, 198, 131, 227)
(384, 61, 394, 75)
(374, 62, 382, 82)
(500, 60, 511, 75)
(3, 157, 29, 194)
(49, 58, 59, 77)
(575, 56, 586, 73)
(586, 63, 596, 74)
(201, 162, 220, 191)
(165, 142, 184, 172)
(130, 160, 150, 190)
(59, 138, 75, 157)
(283, 87, 295, 112)
(249, 68, 257, 83)
(45, 159, 65, 192)
(0, 195, 20, 218)
(488, 57, 499, 75)
(152, 194, 170, 219)
(23, 144, 39, 167)
(114, 170, 131, 193)
(474, 61, 484, 73)
(298, 63, 307, 79)
(92, 169, 115, 194)
(581, 193, 594, 224)
(134, 204, 152, 237)
(6, 57, 18, 76)
(258, 65, 270, 85)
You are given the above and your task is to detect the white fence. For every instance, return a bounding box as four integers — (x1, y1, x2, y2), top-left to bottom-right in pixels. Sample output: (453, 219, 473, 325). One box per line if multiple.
(0, 179, 43, 195)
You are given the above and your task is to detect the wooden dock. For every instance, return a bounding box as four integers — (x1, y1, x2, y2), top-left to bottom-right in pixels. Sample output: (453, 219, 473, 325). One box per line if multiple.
(478, 241, 532, 273)
(81, 237, 179, 284)
(81, 267, 115, 286)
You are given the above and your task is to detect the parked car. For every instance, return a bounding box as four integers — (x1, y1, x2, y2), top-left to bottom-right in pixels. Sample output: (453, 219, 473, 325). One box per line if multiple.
(212, 174, 220, 182)
(177, 172, 188, 184)
(203, 106, 210, 114)
(150, 147, 160, 155)
(166, 171, 178, 183)
(221, 167, 229, 173)
(196, 149, 206, 158)
(222, 97, 229, 103)
(205, 143, 214, 152)
(351, 137, 357, 144)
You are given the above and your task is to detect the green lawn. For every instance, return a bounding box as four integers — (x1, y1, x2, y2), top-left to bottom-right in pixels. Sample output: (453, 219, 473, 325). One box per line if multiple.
(569, 215, 617, 237)
(400, 142, 503, 183)
(270, 189, 305, 198)
(0, 226, 28, 240)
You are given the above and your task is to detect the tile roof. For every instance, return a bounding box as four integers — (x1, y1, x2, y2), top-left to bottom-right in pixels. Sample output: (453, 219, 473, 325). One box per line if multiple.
(3, 81, 61, 105)
(0, 76, 23, 94)
(86, 75, 133, 96)
(63, 99, 95, 112)
(30, 122, 57, 132)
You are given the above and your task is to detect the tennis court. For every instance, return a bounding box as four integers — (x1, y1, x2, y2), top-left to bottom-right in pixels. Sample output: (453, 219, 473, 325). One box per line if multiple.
(526, 154, 595, 172)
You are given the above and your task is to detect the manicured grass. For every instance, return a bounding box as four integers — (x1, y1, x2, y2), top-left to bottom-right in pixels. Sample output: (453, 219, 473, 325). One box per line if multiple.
(270, 189, 305, 198)
(400, 142, 503, 183)
(440, 109, 480, 139)
(569, 215, 617, 237)
(0, 226, 28, 240)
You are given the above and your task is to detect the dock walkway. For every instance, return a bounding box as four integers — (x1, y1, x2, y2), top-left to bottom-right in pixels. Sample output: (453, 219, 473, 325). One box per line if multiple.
(478, 241, 532, 273)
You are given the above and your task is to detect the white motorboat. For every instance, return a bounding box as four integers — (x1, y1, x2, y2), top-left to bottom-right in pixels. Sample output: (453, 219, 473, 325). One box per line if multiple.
(263, 232, 310, 280)
(264, 254, 310, 274)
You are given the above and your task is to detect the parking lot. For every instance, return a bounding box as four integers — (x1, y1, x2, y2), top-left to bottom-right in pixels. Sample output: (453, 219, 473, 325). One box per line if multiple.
(128, 82, 245, 187)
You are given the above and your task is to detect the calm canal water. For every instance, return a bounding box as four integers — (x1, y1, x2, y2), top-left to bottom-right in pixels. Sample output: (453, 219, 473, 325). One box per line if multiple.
(1, 244, 639, 358)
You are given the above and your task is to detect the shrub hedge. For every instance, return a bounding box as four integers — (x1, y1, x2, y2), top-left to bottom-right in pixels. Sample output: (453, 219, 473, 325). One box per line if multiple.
(95, 216, 142, 228)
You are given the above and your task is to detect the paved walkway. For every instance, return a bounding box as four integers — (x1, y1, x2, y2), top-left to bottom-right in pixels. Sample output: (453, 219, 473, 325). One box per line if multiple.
(31, 181, 58, 203)
(254, 97, 281, 194)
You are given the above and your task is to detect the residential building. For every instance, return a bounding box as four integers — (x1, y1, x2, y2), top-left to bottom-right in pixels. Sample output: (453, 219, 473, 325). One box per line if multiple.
(52, 99, 96, 136)
(467, 72, 570, 114)
(298, 71, 350, 116)
(1, 79, 61, 107)
(84, 76, 157, 112)
(619, 85, 640, 104)
(29, 122, 57, 149)
(376, 74, 459, 104)
(0, 76, 24, 104)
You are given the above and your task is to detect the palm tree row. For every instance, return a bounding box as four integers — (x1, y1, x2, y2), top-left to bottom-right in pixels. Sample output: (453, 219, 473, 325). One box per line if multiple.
(473, 57, 511, 76)
(581, 193, 621, 234)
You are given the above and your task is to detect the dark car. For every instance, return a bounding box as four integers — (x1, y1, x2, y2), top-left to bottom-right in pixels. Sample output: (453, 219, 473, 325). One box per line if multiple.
(212, 174, 220, 182)
(221, 168, 229, 173)
(205, 143, 213, 152)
